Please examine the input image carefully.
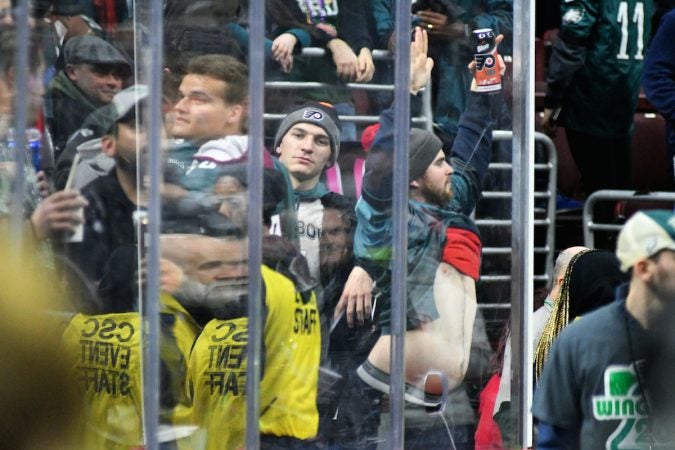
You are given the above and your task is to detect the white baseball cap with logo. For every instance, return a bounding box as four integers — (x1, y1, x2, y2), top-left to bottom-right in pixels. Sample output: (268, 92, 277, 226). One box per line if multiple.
(616, 209, 675, 272)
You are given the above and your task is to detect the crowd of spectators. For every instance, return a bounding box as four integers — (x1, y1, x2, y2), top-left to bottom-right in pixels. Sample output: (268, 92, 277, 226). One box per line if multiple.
(0, 0, 674, 448)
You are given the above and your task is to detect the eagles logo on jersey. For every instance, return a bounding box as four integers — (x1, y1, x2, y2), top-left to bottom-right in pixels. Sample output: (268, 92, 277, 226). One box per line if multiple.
(562, 7, 585, 24)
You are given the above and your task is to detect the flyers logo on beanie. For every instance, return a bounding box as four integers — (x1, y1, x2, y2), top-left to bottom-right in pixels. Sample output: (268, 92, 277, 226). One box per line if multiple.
(303, 110, 324, 121)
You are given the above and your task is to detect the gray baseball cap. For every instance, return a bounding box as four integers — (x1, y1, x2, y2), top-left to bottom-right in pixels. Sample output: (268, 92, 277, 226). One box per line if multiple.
(112, 85, 149, 122)
(64, 35, 130, 69)
(95, 85, 149, 133)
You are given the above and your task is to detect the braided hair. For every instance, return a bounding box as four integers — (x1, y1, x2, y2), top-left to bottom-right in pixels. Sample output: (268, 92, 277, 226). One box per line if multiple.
(535, 249, 627, 379)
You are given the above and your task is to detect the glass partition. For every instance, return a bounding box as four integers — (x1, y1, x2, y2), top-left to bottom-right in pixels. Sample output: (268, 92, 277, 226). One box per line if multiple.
(1, 0, 541, 447)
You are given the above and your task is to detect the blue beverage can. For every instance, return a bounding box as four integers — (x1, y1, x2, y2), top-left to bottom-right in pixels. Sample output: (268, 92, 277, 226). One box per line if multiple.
(27, 128, 42, 172)
(7, 128, 42, 172)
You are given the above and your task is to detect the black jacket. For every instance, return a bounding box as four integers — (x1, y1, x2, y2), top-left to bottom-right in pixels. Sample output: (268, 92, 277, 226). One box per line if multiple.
(64, 170, 138, 285)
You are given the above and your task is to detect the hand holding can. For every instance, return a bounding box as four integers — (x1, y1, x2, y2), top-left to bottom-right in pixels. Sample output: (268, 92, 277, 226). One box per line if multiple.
(472, 29, 502, 93)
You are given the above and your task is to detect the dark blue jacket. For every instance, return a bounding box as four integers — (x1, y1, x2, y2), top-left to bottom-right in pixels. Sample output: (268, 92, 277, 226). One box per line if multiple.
(642, 9, 675, 171)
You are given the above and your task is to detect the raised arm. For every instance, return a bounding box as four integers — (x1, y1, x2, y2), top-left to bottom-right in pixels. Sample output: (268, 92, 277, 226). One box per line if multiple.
(337, 29, 434, 325)
(360, 27, 434, 205)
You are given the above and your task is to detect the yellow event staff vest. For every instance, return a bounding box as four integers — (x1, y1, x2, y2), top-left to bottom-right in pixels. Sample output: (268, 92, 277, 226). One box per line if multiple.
(189, 265, 321, 450)
(62, 312, 143, 449)
(61, 294, 200, 449)
(160, 294, 202, 427)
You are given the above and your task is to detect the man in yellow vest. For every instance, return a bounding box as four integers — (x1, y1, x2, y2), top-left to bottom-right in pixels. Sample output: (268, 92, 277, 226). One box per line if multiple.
(183, 235, 322, 449)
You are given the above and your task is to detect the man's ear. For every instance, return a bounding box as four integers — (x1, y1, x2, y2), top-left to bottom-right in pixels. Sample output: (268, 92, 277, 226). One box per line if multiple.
(229, 103, 242, 117)
(240, 97, 250, 115)
(227, 103, 244, 124)
(634, 258, 656, 284)
(101, 134, 116, 157)
(410, 179, 420, 189)
(556, 274, 565, 289)
(65, 64, 78, 80)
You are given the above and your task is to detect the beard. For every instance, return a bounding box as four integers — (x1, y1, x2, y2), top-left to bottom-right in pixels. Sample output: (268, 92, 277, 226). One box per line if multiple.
(175, 278, 249, 320)
(204, 279, 249, 319)
(648, 267, 675, 308)
(419, 181, 452, 206)
(115, 153, 138, 176)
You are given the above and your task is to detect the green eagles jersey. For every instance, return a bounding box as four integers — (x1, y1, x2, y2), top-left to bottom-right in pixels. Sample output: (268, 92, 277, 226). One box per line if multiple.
(188, 265, 321, 449)
(554, 0, 654, 136)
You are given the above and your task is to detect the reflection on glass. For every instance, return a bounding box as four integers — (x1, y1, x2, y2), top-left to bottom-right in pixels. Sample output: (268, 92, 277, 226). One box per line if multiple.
(1, 24, 46, 227)
(57, 83, 154, 447)
(1, 0, 525, 447)
(183, 236, 322, 449)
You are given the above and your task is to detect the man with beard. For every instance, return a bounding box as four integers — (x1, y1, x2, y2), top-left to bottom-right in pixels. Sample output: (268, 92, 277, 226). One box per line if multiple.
(159, 234, 250, 325)
(350, 28, 504, 425)
(64, 85, 150, 287)
(157, 234, 321, 448)
(533, 210, 675, 449)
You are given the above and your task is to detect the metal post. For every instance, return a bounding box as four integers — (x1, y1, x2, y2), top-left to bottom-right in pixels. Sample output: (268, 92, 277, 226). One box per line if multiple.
(245, 0, 265, 447)
(141, 0, 164, 446)
(10, 0, 29, 251)
(389, 0, 412, 447)
(511, 0, 535, 444)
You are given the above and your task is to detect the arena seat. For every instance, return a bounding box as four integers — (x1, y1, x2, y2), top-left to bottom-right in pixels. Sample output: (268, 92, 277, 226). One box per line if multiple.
(325, 162, 343, 195)
(323, 141, 368, 201)
(631, 112, 670, 191)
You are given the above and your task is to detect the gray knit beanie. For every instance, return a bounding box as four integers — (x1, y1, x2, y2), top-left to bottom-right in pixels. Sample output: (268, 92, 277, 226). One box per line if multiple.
(274, 102, 341, 166)
(409, 128, 443, 180)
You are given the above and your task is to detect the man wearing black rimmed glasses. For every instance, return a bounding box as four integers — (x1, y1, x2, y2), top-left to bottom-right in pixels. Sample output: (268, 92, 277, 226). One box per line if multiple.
(533, 210, 675, 449)
(45, 34, 130, 162)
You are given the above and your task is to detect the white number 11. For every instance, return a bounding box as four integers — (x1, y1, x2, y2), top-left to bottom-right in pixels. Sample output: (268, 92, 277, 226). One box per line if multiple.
(617, 1, 645, 60)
